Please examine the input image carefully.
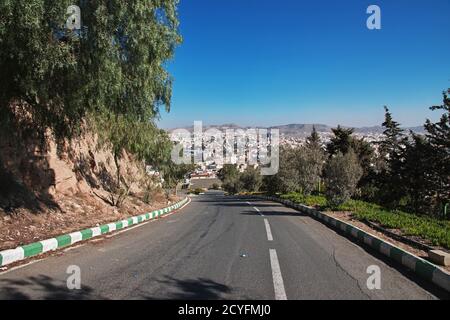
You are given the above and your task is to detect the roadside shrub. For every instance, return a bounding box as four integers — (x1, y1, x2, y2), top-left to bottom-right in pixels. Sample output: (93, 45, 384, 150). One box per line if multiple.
(187, 188, 204, 195)
(211, 183, 220, 190)
(324, 150, 363, 208)
(240, 167, 262, 192)
(338, 200, 450, 248)
(280, 192, 327, 208)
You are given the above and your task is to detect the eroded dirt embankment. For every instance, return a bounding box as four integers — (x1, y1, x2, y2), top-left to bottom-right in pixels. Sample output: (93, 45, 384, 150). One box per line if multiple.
(0, 119, 175, 251)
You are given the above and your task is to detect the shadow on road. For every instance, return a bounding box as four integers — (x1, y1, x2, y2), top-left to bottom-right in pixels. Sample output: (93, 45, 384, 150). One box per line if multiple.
(195, 195, 286, 208)
(144, 276, 231, 300)
(240, 209, 308, 217)
(0, 275, 103, 300)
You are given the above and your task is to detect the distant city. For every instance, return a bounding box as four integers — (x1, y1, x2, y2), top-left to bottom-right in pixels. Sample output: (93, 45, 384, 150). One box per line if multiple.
(168, 123, 425, 148)
(168, 123, 425, 180)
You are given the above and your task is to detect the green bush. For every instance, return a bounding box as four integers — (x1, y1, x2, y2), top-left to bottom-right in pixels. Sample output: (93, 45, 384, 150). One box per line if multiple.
(280, 192, 327, 208)
(324, 150, 363, 207)
(211, 183, 220, 190)
(337, 200, 450, 248)
(188, 188, 204, 195)
(278, 192, 450, 249)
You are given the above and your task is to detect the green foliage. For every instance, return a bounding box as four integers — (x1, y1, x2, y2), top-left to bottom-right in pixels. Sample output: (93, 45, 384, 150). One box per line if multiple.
(92, 112, 172, 167)
(327, 126, 375, 180)
(262, 146, 302, 194)
(371, 90, 450, 216)
(373, 107, 409, 207)
(1, 0, 183, 206)
(379, 106, 406, 165)
(326, 126, 354, 156)
(188, 188, 205, 195)
(400, 134, 435, 213)
(211, 183, 220, 190)
(0, 0, 181, 150)
(218, 164, 240, 182)
(278, 192, 450, 249)
(218, 164, 242, 194)
(263, 135, 325, 196)
(324, 150, 363, 208)
(0, 0, 83, 139)
(219, 165, 262, 194)
(240, 166, 263, 192)
(280, 192, 327, 208)
(262, 174, 281, 195)
(337, 200, 450, 249)
(161, 163, 195, 191)
(296, 144, 326, 195)
(423, 90, 450, 213)
(305, 125, 321, 149)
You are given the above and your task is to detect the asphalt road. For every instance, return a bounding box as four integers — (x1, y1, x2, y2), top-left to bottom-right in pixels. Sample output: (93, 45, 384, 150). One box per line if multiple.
(0, 191, 446, 300)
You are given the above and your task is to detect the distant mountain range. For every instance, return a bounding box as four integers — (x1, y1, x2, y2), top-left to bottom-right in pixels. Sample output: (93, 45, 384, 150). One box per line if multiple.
(168, 123, 425, 138)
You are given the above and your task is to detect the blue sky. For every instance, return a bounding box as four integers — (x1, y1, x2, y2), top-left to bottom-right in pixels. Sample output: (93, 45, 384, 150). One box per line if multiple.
(158, 0, 450, 129)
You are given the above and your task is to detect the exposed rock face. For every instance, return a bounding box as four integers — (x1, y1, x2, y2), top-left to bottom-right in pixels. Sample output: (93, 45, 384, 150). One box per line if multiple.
(0, 126, 147, 212)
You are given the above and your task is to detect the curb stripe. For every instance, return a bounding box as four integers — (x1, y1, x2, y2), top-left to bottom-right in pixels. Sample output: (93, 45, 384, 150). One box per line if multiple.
(390, 247, 405, 264)
(415, 260, 435, 280)
(22, 243, 44, 257)
(81, 229, 93, 240)
(69, 232, 83, 244)
(90, 227, 101, 238)
(56, 234, 72, 248)
(433, 269, 450, 292)
(1, 248, 25, 265)
(40, 239, 58, 253)
(0, 197, 188, 267)
(402, 254, 417, 270)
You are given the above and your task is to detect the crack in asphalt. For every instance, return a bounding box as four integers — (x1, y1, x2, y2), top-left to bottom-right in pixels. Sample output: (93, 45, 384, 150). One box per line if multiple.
(331, 247, 371, 300)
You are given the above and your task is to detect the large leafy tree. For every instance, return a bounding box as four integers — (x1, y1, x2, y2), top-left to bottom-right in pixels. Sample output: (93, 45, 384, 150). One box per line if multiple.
(1, 0, 182, 206)
(0, 0, 181, 141)
(0, 0, 82, 138)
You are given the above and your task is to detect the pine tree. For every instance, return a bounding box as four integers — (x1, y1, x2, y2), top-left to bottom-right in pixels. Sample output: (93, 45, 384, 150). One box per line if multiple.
(379, 106, 406, 169)
(306, 126, 321, 149)
(327, 126, 354, 156)
(327, 125, 374, 183)
(375, 107, 408, 207)
(402, 134, 435, 213)
(423, 89, 450, 213)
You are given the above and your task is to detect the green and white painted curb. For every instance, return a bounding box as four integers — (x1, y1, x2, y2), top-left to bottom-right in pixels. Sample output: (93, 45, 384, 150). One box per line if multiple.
(0, 197, 189, 268)
(257, 195, 450, 293)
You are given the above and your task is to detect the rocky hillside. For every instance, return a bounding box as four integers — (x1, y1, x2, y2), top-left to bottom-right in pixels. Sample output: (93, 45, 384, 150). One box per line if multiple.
(0, 118, 175, 251)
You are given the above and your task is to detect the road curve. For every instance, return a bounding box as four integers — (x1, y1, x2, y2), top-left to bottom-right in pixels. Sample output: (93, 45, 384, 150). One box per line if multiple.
(0, 191, 446, 300)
